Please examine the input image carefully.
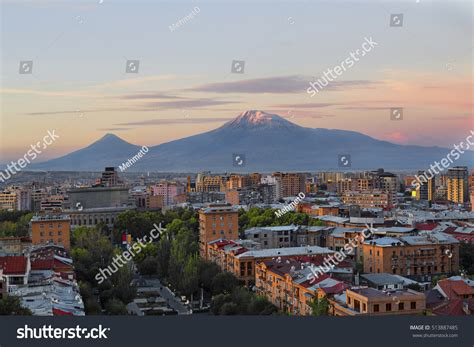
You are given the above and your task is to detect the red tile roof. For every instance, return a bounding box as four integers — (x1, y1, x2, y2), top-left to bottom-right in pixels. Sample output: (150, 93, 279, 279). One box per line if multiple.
(438, 279, 474, 300)
(0, 256, 27, 275)
(415, 222, 438, 231)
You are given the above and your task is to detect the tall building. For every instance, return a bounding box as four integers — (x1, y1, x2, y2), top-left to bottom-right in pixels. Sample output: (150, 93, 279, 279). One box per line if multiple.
(373, 169, 398, 206)
(447, 166, 469, 204)
(99, 167, 122, 187)
(0, 191, 17, 211)
(198, 203, 239, 258)
(30, 214, 71, 250)
(150, 181, 185, 206)
(272, 172, 306, 197)
(416, 171, 435, 201)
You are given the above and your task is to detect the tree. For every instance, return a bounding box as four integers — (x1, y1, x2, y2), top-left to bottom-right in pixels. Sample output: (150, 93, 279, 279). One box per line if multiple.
(309, 297, 329, 316)
(105, 298, 128, 315)
(181, 255, 200, 297)
(198, 260, 221, 291)
(137, 256, 158, 276)
(459, 241, 474, 275)
(0, 296, 32, 315)
(211, 272, 239, 295)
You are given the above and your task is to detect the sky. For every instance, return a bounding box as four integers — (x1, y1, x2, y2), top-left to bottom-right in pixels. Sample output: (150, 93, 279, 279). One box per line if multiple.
(0, 0, 473, 162)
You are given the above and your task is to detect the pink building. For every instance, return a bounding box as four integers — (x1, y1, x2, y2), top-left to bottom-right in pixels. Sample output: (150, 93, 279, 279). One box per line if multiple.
(150, 181, 185, 206)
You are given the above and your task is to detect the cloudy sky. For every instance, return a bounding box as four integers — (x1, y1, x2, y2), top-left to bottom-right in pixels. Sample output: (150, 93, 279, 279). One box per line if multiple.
(1, 0, 472, 161)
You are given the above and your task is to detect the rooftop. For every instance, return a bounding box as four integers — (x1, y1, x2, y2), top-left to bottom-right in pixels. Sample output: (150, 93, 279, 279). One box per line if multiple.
(235, 245, 333, 259)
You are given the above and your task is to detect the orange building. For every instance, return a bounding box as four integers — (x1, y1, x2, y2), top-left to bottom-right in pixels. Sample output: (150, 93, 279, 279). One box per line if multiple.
(199, 203, 239, 258)
(363, 232, 459, 278)
(30, 214, 71, 250)
(207, 240, 334, 285)
(255, 259, 348, 315)
(331, 287, 425, 316)
(299, 203, 339, 216)
(225, 190, 240, 206)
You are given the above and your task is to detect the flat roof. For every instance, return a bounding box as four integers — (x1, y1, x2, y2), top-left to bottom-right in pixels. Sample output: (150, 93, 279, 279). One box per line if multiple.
(235, 245, 333, 259)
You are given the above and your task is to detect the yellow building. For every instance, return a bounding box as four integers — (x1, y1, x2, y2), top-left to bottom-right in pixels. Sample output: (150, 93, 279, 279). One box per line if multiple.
(447, 167, 469, 204)
(0, 191, 17, 211)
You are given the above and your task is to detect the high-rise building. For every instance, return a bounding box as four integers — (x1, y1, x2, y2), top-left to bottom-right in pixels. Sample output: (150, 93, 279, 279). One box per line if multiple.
(99, 167, 122, 187)
(150, 181, 185, 206)
(0, 191, 17, 211)
(416, 171, 435, 201)
(198, 203, 239, 258)
(447, 166, 469, 204)
(272, 172, 306, 197)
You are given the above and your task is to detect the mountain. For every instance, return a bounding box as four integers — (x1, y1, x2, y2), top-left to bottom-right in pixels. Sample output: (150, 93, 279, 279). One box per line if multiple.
(32, 110, 473, 172)
(33, 133, 142, 171)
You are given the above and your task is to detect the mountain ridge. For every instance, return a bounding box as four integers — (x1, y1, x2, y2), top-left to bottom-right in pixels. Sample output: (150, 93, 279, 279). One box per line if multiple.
(29, 110, 472, 172)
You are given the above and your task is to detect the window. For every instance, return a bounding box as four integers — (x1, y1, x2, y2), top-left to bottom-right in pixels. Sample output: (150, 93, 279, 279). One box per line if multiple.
(363, 303, 367, 312)
(348, 297, 351, 304)
(373, 304, 379, 312)
(376, 250, 380, 256)
(386, 303, 391, 311)
(369, 250, 372, 255)
(410, 302, 416, 309)
(40, 232, 44, 237)
(398, 302, 404, 310)
(58, 231, 62, 235)
(49, 231, 54, 236)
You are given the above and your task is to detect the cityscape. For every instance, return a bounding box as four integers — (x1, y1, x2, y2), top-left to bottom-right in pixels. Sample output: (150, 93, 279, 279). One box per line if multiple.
(0, 161, 473, 317)
(0, 0, 473, 345)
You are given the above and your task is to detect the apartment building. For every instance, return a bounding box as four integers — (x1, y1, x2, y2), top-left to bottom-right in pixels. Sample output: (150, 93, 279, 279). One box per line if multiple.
(447, 166, 469, 204)
(272, 172, 306, 197)
(30, 214, 71, 250)
(0, 191, 17, 211)
(207, 239, 334, 285)
(332, 287, 425, 316)
(342, 190, 390, 208)
(363, 231, 459, 279)
(198, 203, 239, 258)
(255, 259, 348, 316)
(150, 181, 185, 206)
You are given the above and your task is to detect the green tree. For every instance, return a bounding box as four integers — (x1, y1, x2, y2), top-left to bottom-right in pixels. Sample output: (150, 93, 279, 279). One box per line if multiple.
(0, 296, 32, 315)
(460, 241, 474, 275)
(105, 298, 128, 315)
(137, 256, 158, 276)
(211, 272, 239, 295)
(309, 297, 330, 316)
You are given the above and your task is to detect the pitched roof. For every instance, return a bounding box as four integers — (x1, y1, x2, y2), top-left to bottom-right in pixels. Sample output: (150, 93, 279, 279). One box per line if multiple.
(437, 279, 474, 300)
(0, 256, 27, 275)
